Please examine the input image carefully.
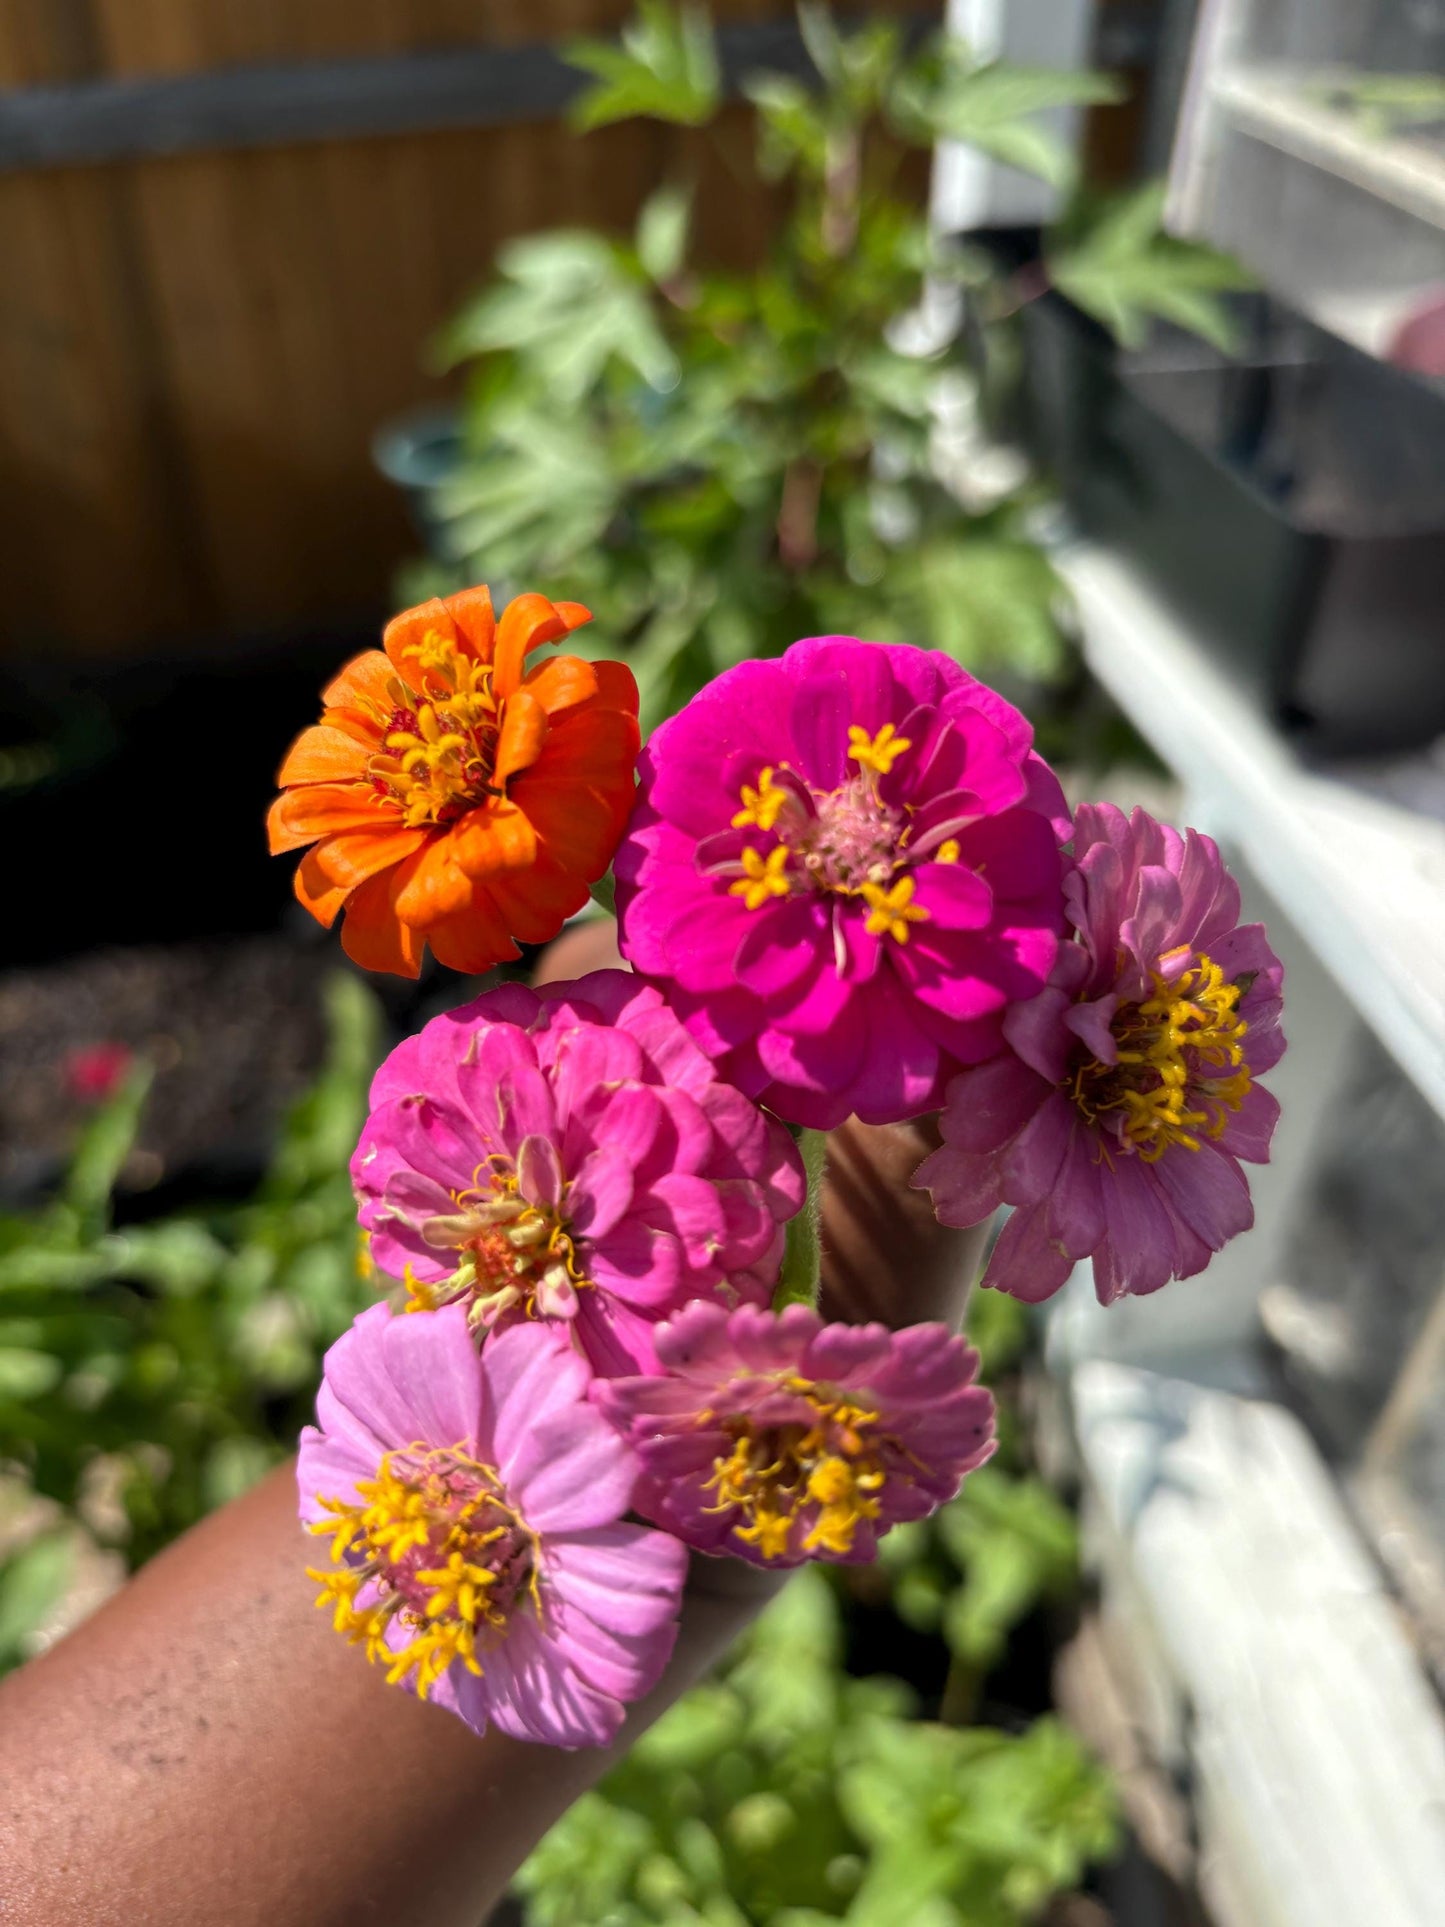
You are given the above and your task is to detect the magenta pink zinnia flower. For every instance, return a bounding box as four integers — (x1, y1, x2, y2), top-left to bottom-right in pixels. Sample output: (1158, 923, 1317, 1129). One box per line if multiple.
(353, 970, 804, 1375)
(614, 637, 1070, 1129)
(299, 1302, 687, 1747)
(595, 1301, 996, 1568)
(915, 804, 1285, 1304)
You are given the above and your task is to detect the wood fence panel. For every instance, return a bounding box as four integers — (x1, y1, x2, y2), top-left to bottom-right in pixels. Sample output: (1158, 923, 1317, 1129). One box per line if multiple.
(0, 0, 939, 656)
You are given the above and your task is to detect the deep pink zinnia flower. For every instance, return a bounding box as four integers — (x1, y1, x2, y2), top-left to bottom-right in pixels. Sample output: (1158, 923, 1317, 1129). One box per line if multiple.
(299, 1303, 687, 1747)
(594, 1301, 996, 1568)
(915, 804, 1285, 1304)
(614, 637, 1070, 1128)
(352, 970, 804, 1375)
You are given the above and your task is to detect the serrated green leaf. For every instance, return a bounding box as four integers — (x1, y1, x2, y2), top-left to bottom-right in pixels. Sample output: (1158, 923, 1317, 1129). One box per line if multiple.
(891, 48, 1123, 184)
(1048, 181, 1252, 351)
(567, 0, 720, 131)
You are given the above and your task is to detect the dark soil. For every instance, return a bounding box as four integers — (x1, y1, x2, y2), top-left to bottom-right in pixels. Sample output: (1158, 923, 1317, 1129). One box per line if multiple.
(0, 931, 338, 1209)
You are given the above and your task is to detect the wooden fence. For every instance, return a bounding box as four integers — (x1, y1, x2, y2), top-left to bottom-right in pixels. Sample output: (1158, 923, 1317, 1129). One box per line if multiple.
(0, 1, 936, 657)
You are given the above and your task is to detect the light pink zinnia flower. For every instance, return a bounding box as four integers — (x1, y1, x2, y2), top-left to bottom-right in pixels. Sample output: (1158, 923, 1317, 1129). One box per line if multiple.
(595, 1301, 996, 1568)
(614, 637, 1070, 1129)
(353, 970, 804, 1375)
(299, 1303, 687, 1747)
(915, 804, 1285, 1304)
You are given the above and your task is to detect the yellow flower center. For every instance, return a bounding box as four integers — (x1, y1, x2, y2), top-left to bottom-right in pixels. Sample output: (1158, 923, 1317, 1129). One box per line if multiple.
(400, 1161, 589, 1328)
(1068, 954, 1253, 1160)
(721, 727, 934, 945)
(368, 629, 502, 829)
(703, 1377, 889, 1560)
(308, 1443, 540, 1699)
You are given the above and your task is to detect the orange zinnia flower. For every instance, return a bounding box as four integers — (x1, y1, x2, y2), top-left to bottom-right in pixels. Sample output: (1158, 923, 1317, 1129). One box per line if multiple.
(269, 586, 639, 977)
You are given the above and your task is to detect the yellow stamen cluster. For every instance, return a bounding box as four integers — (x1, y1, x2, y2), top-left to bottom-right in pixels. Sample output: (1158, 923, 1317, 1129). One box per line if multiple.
(704, 1379, 889, 1560)
(729, 845, 792, 911)
(848, 723, 911, 776)
(397, 1161, 588, 1329)
(308, 1444, 539, 1699)
(368, 629, 501, 828)
(732, 767, 789, 833)
(723, 727, 935, 944)
(1070, 955, 1253, 1160)
(860, 875, 928, 944)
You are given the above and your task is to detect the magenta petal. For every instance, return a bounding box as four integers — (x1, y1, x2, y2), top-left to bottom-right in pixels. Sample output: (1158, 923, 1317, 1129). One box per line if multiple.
(938, 1056, 1052, 1155)
(378, 1304, 484, 1450)
(1220, 1080, 1280, 1164)
(999, 1089, 1075, 1205)
(790, 670, 851, 788)
(914, 862, 993, 930)
(1151, 1140, 1254, 1249)
(511, 1404, 639, 1533)
(483, 1320, 594, 1473)
(734, 897, 830, 997)
(1001, 986, 1074, 1083)
(517, 1132, 564, 1209)
(1094, 1158, 1177, 1302)
(981, 1203, 1078, 1302)
(568, 1144, 635, 1239)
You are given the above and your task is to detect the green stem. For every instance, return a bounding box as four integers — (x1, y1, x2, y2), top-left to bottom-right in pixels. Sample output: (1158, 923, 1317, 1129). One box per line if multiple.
(774, 1128, 828, 1310)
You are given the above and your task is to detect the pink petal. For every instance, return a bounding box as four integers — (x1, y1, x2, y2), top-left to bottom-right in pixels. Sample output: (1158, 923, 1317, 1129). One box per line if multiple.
(509, 1403, 639, 1532)
(482, 1319, 594, 1471)
(980, 1204, 1077, 1302)
(568, 1144, 635, 1239)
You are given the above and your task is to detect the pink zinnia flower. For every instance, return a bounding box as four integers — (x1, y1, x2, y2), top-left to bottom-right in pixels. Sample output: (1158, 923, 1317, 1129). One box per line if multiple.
(353, 970, 804, 1375)
(595, 1301, 996, 1568)
(614, 637, 1070, 1128)
(915, 804, 1285, 1303)
(299, 1302, 687, 1747)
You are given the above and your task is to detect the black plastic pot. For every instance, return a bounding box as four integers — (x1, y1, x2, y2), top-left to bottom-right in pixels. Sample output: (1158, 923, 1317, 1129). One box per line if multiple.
(1017, 279, 1445, 754)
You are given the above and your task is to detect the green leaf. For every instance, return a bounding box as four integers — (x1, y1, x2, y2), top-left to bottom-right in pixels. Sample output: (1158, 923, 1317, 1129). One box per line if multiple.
(745, 73, 830, 180)
(636, 184, 692, 283)
(0, 1347, 63, 1399)
(1048, 182, 1252, 351)
(436, 230, 678, 398)
(891, 46, 1124, 185)
(567, 0, 720, 131)
(587, 873, 617, 918)
(62, 1062, 154, 1235)
(0, 1532, 73, 1667)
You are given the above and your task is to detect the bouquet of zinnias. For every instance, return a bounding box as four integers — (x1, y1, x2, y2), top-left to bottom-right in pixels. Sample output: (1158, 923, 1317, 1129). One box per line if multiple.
(272, 586, 1284, 1747)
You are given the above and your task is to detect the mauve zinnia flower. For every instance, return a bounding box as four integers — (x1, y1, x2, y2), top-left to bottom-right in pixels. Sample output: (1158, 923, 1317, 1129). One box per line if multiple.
(595, 1301, 996, 1568)
(299, 1303, 687, 1747)
(915, 804, 1285, 1304)
(269, 585, 639, 977)
(353, 971, 804, 1375)
(614, 637, 1070, 1128)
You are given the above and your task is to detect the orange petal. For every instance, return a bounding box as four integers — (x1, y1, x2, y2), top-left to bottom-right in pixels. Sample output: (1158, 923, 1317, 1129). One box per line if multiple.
(483, 855, 587, 945)
(382, 597, 456, 689)
(441, 585, 496, 661)
(493, 594, 592, 701)
(267, 784, 392, 854)
(392, 832, 475, 926)
(514, 707, 640, 794)
(450, 801, 538, 879)
(313, 825, 428, 890)
(521, 654, 601, 718)
(516, 778, 630, 881)
(321, 649, 400, 727)
(277, 724, 371, 788)
(493, 691, 549, 790)
(339, 852, 427, 979)
(295, 850, 350, 929)
(426, 886, 521, 975)
(593, 657, 640, 719)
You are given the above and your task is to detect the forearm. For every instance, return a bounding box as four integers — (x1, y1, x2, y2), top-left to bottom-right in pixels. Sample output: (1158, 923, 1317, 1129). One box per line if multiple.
(0, 1459, 781, 1927)
(0, 1108, 983, 1927)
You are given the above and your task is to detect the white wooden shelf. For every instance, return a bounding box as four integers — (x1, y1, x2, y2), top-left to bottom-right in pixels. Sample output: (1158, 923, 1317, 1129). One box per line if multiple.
(1213, 67, 1445, 232)
(1056, 542, 1445, 1127)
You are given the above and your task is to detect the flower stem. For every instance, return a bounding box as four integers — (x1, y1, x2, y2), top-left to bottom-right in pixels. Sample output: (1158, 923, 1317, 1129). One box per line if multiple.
(775, 1127, 828, 1310)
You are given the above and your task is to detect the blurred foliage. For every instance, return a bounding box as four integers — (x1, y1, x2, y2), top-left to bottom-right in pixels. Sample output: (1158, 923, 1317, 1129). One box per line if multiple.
(420, 0, 1248, 736)
(0, 974, 381, 1665)
(516, 1288, 1114, 1924)
(516, 1566, 1116, 1925)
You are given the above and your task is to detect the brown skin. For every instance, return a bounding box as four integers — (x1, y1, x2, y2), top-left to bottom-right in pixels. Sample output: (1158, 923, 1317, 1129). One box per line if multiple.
(0, 922, 985, 1927)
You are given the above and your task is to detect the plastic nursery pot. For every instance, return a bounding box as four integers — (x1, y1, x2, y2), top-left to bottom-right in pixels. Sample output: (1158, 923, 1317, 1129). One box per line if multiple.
(1018, 286, 1445, 756)
(371, 405, 466, 554)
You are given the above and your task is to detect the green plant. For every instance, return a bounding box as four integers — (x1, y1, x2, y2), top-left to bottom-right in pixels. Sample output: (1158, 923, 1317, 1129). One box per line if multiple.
(0, 974, 382, 1665)
(422, 0, 1246, 737)
(515, 1565, 1117, 1925)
